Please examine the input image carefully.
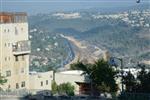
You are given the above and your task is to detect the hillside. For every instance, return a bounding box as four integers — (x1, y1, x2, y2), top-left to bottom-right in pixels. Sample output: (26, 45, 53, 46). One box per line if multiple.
(29, 6, 150, 71)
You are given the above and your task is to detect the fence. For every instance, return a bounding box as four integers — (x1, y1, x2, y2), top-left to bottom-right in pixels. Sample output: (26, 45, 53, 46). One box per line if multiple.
(118, 93, 150, 100)
(1, 90, 150, 100)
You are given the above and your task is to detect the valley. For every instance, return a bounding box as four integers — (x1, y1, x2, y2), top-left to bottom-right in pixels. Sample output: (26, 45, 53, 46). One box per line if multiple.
(29, 5, 150, 71)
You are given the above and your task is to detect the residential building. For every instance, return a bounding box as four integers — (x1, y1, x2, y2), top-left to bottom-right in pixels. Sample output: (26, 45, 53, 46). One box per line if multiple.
(0, 12, 30, 90)
(55, 70, 86, 94)
(28, 70, 87, 95)
(29, 71, 53, 93)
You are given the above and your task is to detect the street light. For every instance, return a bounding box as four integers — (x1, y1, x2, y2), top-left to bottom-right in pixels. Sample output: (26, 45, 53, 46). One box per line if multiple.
(89, 70, 94, 96)
(109, 57, 124, 93)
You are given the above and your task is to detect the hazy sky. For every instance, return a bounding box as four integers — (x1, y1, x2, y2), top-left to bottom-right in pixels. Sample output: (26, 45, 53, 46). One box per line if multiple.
(1, 0, 149, 15)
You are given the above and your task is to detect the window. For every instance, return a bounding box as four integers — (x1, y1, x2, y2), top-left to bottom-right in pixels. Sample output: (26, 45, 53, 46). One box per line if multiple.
(15, 27, 18, 35)
(21, 81, 25, 87)
(21, 68, 24, 73)
(5, 43, 7, 47)
(16, 83, 19, 89)
(8, 57, 10, 61)
(4, 29, 6, 33)
(22, 55, 25, 60)
(41, 81, 43, 86)
(15, 56, 18, 61)
(46, 80, 48, 85)
(6, 70, 11, 77)
(50, 75, 53, 78)
(5, 57, 7, 61)
(16, 69, 19, 75)
(21, 28, 23, 31)
(8, 43, 10, 47)
(8, 85, 11, 89)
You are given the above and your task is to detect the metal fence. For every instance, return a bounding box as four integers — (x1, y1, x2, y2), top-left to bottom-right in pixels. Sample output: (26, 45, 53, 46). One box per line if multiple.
(118, 93, 150, 100)
(1, 90, 150, 100)
(0, 89, 29, 96)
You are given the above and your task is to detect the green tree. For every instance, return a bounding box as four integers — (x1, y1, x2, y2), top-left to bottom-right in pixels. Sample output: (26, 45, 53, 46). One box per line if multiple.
(137, 67, 150, 93)
(57, 82, 75, 96)
(92, 59, 118, 93)
(70, 59, 118, 93)
(122, 66, 150, 93)
(51, 81, 75, 96)
(51, 80, 58, 94)
(123, 71, 136, 92)
(0, 74, 7, 85)
(70, 60, 92, 75)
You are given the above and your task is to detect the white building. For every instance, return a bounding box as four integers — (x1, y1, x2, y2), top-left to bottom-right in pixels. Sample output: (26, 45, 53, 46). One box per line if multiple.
(28, 70, 86, 94)
(55, 70, 86, 94)
(29, 71, 53, 93)
(0, 12, 30, 90)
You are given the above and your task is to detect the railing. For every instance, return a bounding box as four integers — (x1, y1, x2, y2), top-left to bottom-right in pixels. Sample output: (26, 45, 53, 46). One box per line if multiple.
(119, 92, 150, 100)
(12, 40, 31, 55)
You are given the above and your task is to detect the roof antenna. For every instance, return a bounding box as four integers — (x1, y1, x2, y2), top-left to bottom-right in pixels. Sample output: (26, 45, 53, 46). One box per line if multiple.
(136, 0, 140, 3)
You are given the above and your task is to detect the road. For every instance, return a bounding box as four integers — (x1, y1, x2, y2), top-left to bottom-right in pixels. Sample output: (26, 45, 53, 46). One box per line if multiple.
(60, 34, 105, 68)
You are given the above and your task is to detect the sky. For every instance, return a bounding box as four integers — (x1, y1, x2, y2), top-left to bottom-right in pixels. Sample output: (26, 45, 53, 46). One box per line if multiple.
(1, 0, 150, 15)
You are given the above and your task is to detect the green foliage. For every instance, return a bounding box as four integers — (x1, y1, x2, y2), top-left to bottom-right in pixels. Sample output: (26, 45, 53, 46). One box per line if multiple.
(57, 82, 75, 96)
(51, 81, 75, 96)
(92, 59, 118, 93)
(70, 60, 92, 75)
(0, 74, 7, 85)
(51, 80, 58, 94)
(70, 59, 118, 93)
(123, 71, 136, 92)
(0, 74, 7, 90)
(29, 30, 69, 72)
(137, 67, 150, 93)
(123, 67, 150, 93)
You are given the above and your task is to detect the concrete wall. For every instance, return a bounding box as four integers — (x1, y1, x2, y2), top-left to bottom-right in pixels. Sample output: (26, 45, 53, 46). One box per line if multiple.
(29, 71, 53, 91)
(28, 70, 86, 94)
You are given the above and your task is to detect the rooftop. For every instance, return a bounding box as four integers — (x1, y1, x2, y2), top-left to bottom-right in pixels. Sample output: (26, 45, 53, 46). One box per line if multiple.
(0, 12, 27, 23)
(59, 70, 84, 75)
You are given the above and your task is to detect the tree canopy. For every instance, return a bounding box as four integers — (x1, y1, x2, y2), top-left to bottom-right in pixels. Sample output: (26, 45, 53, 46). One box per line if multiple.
(51, 81, 75, 96)
(123, 67, 150, 93)
(70, 59, 118, 93)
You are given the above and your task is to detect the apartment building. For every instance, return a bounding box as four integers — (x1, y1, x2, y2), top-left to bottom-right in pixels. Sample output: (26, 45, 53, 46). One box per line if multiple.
(0, 12, 30, 90)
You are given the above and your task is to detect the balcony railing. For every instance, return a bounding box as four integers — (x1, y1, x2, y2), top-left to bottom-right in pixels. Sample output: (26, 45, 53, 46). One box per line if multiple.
(12, 40, 31, 55)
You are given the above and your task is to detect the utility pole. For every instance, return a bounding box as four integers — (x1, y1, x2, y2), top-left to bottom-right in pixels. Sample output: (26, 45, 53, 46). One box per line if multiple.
(120, 58, 124, 93)
(89, 72, 93, 96)
(109, 57, 124, 92)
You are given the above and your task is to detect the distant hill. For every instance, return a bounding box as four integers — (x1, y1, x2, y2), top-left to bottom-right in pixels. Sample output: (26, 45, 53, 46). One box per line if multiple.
(29, 5, 150, 71)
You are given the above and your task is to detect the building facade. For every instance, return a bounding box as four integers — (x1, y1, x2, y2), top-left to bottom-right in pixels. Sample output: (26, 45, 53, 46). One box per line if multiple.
(0, 12, 88, 95)
(28, 70, 87, 95)
(29, 71, 54, 93)
(0, 12, 30, 90)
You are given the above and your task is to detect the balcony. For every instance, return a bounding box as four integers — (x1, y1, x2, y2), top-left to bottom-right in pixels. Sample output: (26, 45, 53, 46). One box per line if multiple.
(12, 40, 31, 55)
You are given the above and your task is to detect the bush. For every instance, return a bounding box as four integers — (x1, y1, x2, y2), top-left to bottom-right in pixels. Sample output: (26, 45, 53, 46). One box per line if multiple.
(51, 81, 75, 96)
